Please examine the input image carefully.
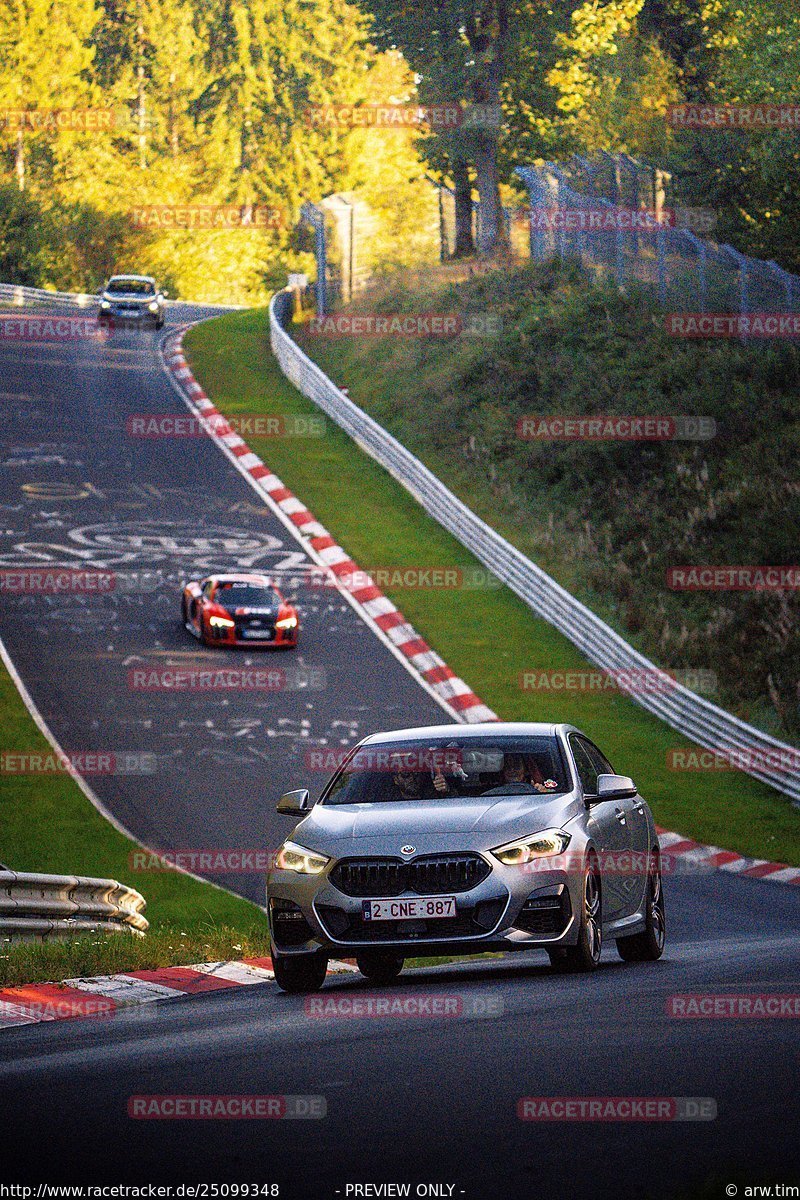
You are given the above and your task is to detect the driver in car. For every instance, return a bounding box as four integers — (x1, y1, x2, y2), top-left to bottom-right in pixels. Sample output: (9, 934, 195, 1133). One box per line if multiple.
(484, 753, 553, 795)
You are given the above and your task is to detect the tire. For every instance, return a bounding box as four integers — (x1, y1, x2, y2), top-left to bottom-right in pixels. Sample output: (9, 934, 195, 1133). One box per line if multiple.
(554, 858, 602, 973)
(356, 951, 404, 984)
(616, 851, 666, 962)
(272, 948, 328, 994)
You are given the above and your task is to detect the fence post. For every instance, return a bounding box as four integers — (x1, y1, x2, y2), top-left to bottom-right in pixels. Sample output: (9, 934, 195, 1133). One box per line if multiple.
(438, 185, 447, 263)
(513, 166, 546, 261)
(301, 201, 327, 316)
(767, 259, 794, 310)
(683, 232, 708, 313)
(721, 244, 748, 315)
(656, 223, 667, 304)
(721, 244, 749, 340)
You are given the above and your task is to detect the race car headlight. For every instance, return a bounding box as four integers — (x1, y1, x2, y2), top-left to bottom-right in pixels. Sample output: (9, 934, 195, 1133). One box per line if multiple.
(208, 614, 235, 628)
(491, 829, 571, 866)
(99, 300, 111, 309)
(148, 300, 160, 312)
(275, 840, 329, 875)
(275, 615, 298, 630)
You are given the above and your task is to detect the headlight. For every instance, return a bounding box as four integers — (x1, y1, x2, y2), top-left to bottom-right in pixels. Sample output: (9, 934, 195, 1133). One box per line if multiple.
(148, 300, 160, 312)
(275, 615, 297, 629)
(100, 300, 110, 309)
(275, 840, 329, 875)
(208, 614, 235, 628)
(491, 829, 571, 866)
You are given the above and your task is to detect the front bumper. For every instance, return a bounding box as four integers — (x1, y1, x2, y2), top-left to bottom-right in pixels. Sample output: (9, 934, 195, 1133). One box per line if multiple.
(100, 304, 162, 324)
(203, 626, 298, 648)
(267, 859, 580, 956)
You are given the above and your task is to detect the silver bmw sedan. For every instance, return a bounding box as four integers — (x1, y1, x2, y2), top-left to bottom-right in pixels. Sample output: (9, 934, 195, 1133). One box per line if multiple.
(267, 722, 666, 992)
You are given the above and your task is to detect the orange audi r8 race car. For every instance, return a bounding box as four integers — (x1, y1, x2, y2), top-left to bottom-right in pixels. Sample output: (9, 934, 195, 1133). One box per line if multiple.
(181, 573, 299, 648)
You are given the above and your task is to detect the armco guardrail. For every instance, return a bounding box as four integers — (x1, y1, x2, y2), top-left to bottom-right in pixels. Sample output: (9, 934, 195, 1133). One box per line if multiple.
(269, 290, 800, 802)
(0, 282, 96, 308)
(0, 870, 148, 940)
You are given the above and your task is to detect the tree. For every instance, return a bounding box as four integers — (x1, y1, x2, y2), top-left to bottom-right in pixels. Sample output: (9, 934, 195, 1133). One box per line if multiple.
(366, 0, 529, 255)
(0, 0, 99, 191)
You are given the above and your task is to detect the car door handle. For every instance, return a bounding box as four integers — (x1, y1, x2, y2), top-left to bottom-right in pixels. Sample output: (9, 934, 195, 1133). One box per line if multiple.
(614, 807, 627, 825)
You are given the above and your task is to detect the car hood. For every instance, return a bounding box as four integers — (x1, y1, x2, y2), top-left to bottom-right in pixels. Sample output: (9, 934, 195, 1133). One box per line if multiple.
(107, 293, 154, 303)
(291, 793, 582, 857)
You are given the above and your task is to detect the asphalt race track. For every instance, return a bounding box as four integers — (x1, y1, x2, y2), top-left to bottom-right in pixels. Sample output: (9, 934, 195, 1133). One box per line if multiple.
(1, 872, 799, 1198)
(0, 304, 448, 900)
(1, 305, 798, 1199)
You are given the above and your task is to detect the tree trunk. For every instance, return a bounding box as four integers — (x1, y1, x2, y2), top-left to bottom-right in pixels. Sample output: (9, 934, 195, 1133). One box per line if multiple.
(15, 129, 25, 192)
(136, 0, 147, 169)
(472, 137, 508, 255)
(452, 157, 475, 258)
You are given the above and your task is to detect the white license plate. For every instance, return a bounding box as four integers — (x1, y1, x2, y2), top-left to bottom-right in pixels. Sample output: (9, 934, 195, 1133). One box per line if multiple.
(362, 896, 457, 921)
(242, 627, 271, 638)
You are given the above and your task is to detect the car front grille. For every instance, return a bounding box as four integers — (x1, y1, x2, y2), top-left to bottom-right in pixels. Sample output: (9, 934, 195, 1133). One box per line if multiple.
(330, 854, 490, 898)
(234, 617, 276, 639)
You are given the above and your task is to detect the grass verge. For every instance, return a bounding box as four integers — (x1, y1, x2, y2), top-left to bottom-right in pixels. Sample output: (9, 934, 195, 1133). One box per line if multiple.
(185, 307, 799, 867)
(0, 654, 267, 985)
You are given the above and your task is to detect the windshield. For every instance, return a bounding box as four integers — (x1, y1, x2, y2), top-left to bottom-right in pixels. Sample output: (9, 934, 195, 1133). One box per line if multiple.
(215, 582, 280, 609)
(107, 278, 155, 295)
(322, 736, 571, 805)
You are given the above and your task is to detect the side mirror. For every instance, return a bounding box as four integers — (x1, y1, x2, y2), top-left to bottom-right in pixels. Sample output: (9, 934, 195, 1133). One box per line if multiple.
(595, 773, 637, 802)
(277, 788, 310, 815)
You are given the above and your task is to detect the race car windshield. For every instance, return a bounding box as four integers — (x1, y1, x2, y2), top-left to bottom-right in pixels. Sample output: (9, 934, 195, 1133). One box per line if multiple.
(215, 582, 280, 608)
(322, 736, 571, 805)
(107, 279, 155, 295)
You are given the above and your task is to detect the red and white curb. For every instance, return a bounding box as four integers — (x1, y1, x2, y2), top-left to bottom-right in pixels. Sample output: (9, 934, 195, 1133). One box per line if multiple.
(657, 828, 800, 885)
(0, 957, 358, 1029)
(161, 329, 496, 724)
(159, 329, 798, 891)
